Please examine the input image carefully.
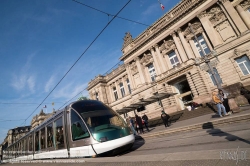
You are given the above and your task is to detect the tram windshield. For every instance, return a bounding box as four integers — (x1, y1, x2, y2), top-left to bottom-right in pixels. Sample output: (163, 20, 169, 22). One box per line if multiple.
(71, 100, 131, 142)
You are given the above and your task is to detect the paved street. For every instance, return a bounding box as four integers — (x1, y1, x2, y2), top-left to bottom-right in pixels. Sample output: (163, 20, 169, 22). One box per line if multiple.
(2, 120, 250, 166)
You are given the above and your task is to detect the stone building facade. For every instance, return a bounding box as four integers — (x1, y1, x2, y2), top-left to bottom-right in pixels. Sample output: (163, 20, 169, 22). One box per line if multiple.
(31, 109, 55, 129)
(87, 0, 250, 120)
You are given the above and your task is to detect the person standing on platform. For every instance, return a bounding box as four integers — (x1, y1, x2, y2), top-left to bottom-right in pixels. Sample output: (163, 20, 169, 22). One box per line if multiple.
(240, 87, 250, 104)
(212, 91, 228, 117)
(161, 110, 170, 127)
(142, 113, 150, 132)
(135, 115, 144, 134)
(218, 89, 232, 114)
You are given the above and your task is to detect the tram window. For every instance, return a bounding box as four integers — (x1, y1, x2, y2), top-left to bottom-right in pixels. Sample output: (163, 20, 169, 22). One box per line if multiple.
(35, 131, 39, 152)
(71, 110, 90, 141)
(28, 135, 33, 152)
(54, 117, 64, 150)
(47, 123, 53, 148)
(40, 128, 45, 150)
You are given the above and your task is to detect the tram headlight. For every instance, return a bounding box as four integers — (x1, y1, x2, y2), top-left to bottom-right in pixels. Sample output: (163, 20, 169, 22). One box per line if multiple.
(99, 137, 108, 142)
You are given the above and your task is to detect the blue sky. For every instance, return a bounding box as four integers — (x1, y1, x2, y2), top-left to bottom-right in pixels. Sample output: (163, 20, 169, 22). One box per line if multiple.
(0, 0, 179, 143)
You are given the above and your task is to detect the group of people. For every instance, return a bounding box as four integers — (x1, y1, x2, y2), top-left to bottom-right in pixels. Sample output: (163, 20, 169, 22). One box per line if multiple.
(212, 89, 232, 117)
(126, 113, 150, 135)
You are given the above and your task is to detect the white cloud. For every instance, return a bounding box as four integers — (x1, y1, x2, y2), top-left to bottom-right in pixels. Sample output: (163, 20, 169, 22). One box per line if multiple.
(53, 82, 88, 101)
(45, 75, 56, 93)
(10, 54, 36, 94)
(27, 75, 36, 93)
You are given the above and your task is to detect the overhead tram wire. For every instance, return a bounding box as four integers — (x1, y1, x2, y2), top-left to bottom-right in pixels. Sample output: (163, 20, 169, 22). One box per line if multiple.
(72, 0, 150, 27)
(58, 61, 124, 110)
(19, 0, 131, 126)
(59, 2, 179, 110)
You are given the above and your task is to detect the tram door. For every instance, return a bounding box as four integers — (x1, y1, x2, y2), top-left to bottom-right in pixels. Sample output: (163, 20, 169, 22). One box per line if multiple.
(174, 80, 193, 110)
(67, 109, 93, 158)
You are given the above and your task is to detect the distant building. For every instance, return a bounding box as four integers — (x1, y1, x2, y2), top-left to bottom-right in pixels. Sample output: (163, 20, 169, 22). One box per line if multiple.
(0, 109, 55, 151)
(31, 109, 55, 129)
(1, 125, 31, 152)
(88, 0, 250, 119)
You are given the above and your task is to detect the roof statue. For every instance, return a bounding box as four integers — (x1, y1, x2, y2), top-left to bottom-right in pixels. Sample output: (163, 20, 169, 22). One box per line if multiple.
(122, 32, 133, 49)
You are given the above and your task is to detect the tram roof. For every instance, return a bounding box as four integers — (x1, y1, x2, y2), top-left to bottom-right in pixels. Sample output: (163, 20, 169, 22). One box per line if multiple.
(116, 92, 177, 114)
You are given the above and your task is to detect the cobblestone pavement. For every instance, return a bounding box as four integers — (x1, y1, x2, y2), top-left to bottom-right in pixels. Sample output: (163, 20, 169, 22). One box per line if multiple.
(2, 160, 250, 166)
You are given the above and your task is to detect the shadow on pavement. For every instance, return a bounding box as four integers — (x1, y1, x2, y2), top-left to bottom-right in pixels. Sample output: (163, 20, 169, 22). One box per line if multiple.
(118, 136, 145, 156)
(202, 122, 250, 144)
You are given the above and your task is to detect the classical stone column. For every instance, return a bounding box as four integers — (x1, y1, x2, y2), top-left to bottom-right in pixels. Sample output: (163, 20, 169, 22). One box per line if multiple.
(235, 4, 250, 29)
(171, 32, 188, 62)
(197, 12, 222, 47)
(175, 48, 183, 64)
(149, 48, 162, 74)
(125, 63, 135, 90)
(202, 32, 213, 51)
(144, 66, 151, 82)
(109, 85, 114, 102)
(217, 2, 240, 36)
(135, 57, 146, 84)
(220, 0, 248, 33)
(164, 53, 173, 69)
(177, 28, 195, 59)
(186, 72, 198, 97)
(154, 44, 168, 72)
(188, 39, 201, 58)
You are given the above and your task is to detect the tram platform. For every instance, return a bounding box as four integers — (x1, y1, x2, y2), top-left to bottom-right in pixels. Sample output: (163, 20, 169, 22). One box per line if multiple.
(135, 105, 250, 140)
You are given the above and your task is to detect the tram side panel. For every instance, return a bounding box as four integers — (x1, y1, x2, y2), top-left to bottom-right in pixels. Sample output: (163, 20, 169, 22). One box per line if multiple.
(33, 113, 68, 159)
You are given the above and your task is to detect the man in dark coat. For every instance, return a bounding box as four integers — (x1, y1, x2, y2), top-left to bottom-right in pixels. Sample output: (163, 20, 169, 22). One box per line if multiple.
(135, 115, 144, 134)
(240, 87, 250, 104)
(142, 113, 149, 132)
(161, 111, 170, 127)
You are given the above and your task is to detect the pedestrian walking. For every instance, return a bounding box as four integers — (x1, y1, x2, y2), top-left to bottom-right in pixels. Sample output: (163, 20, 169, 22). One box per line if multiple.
(135, 115, 144, 134)
(127, 117, 138, 135)
(218, 89, 232, 114)
(240, 87, 250, 104)
(212, 90, 228, 117)
(161, 110, 170, 127)
(142, 113, 150, 132)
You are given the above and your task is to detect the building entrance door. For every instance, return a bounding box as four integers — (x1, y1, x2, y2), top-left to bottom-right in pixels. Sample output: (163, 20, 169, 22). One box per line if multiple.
(174, 79, 193, 110)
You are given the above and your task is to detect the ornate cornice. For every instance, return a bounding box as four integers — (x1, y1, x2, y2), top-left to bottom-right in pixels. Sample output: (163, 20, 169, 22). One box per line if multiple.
(140, 53, 153, 66)
(120, 0, 207, 61)
(240, 0, 250, 9)
(197, 11, 209, 19)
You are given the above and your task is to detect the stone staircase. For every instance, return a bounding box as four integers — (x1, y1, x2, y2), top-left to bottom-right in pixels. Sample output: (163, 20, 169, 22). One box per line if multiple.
(148, 104, 217, 127)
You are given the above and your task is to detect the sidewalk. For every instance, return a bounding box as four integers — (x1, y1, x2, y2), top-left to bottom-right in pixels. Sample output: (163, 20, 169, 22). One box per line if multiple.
(136, 106, 250, 139)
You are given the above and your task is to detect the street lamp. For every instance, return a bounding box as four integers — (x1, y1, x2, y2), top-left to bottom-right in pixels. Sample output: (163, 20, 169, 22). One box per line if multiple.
(188, 23, 222, 89)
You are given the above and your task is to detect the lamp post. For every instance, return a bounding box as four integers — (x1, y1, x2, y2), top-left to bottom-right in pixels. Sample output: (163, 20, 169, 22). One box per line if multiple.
(188, 23, 222, 89)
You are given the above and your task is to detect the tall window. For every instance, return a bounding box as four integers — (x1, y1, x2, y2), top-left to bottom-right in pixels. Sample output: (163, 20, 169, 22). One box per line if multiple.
(126, 79, 132, 94)
(194, 34, 211, 56)
(168, 51, 180, 67)
(95, 92, 99, 101)
(235, 55, 250, 75)
(120, 83, 125, 97)
(208, 68, 223, 86)
(113, 87, 118, 101)
(148, 63, 157, 81)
